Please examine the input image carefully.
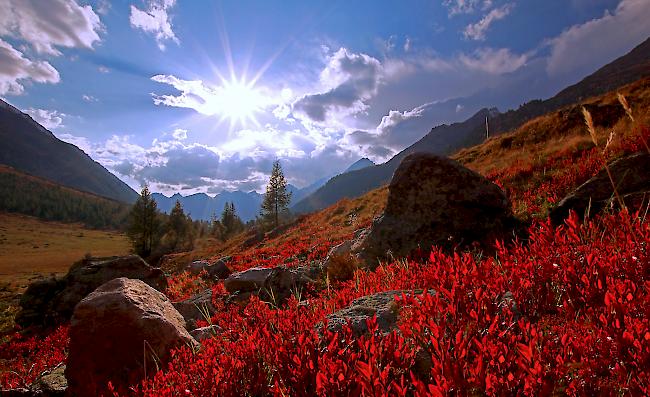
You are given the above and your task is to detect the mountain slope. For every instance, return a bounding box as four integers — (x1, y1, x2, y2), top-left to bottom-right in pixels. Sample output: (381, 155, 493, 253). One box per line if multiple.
(0, 165, 130, 229)
(293, 35, 650, 214)
(0, 100, 138, 203)
(343, 158, 375, 173)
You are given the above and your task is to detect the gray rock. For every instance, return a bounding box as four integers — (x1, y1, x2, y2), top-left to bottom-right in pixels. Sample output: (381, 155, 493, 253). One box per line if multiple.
(326, 290, 432, 335)
(173, 288, 216, 329)
(550, 152, 650, 224)
(65, 278, 198, 396)
(16, 255, 167, 328)
(187, 257, 232, 279)
(223, 267, 273, 294)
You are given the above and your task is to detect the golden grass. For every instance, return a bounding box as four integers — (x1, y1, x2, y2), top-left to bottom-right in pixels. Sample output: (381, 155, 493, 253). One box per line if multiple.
(0, 212, 130, 291)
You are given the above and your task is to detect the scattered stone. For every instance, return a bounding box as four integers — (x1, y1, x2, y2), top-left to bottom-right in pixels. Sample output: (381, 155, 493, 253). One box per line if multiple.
(223, 267, 273, 294)
(190, 325, 221, 342)
(16, 255, 167, 328)
(65, 278, 197, 396)
(352, 153, 521, 268)
(325, 290, 432, 335)
(186, 257, 232, 279)
(550, 152, 650, 224)
(32, 364, 67, 396)
(224, 264, 322, 305)
(173, 288, 216, 329)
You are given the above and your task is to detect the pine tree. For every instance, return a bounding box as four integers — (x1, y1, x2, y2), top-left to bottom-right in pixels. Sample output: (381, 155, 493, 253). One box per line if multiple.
(167, 200, 189, 250)
(221, 201, 243, 239)
(127, 185, 160, 257)
(260, 160, 292, 229)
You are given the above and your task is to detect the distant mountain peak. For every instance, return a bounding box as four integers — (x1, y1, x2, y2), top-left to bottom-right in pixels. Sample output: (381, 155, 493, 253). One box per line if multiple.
(344, 158, 375, 173)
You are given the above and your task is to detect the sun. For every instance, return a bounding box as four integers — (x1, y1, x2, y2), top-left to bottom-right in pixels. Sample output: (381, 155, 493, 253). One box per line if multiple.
(212, 77, 266, 128)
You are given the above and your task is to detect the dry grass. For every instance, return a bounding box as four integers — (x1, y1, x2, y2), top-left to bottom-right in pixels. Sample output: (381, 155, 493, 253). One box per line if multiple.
(0, 212, 130, 290)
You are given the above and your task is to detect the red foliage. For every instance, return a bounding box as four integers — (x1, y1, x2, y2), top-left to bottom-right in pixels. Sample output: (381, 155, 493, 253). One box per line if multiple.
(0, 325, 69, 389)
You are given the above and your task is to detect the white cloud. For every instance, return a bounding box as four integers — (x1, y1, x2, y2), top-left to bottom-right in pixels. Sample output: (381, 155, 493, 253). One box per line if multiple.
(25, 108, 65, 130)
(98, 65, 109, 73)
(546, 0, 650, 77)
(464, 3, 514, 41)
(171, 128, 187, 140)
(0, 39, 59, 95)
(0, 0, 102, 56)
(130, 0, 179, 50)
(443, 0, 494, 16)
(292, 48, 384, 124)
(82, 94, 98, 102)
(459, 47, 528, 74)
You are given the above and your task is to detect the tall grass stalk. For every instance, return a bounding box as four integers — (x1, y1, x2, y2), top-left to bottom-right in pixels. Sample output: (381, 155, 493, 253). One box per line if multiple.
(582, 106, 626, 210)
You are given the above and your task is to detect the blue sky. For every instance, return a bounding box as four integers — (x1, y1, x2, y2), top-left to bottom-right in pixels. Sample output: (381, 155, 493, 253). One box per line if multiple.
(2, 0, 649, 195)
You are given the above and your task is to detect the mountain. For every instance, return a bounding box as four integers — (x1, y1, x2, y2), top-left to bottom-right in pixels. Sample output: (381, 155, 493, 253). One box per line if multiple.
(0, 164, 130, 229)
(293, 36, 650, 214)
(0, 100, 138, 203)
(153, 191, 263, 222)
(343, 158, 375, 173)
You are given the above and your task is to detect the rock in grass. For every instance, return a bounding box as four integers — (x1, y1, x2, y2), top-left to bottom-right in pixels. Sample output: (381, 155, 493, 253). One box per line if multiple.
(66, 278, 197, 396)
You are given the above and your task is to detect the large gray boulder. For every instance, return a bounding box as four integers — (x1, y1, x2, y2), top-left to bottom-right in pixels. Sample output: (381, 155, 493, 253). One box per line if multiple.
(352, 153, 520, 268)
(65, 278, 197, 396)
(16, 255, 167, 328)
(186, 257, 232, 279)
(550, 152, 650, 223)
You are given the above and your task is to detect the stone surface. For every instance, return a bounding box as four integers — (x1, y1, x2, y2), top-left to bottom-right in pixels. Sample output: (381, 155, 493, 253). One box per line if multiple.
(16, 255, 167, 328)
(186, 257, 232, 279)
(354, 153, 520, 267)
(173, 288, 216, 329)
(326, 290, 431, 335)
(223, 267, 273, 294)
(224, 265, 322, 305)
(65, 278, 197, 396)
(550, 152, 650, 224)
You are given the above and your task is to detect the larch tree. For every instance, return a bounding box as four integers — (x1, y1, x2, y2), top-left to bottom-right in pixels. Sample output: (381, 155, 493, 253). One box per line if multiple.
(260, 160, 292, 229)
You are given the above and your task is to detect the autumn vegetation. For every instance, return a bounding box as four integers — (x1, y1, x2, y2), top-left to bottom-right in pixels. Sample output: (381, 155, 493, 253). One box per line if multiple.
(2, 79, 650, 395)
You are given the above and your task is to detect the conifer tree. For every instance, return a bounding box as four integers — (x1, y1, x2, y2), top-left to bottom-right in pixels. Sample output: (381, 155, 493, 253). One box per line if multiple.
(167, 200, 189, 249)
(221, 201, 243, 239)
(127, 185, 160, 257)
(260, 160, 292, 229)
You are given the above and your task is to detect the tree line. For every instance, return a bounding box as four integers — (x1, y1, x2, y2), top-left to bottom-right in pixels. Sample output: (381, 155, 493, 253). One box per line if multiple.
(127, 160, 294, 260)
(0, 170, 130, 229)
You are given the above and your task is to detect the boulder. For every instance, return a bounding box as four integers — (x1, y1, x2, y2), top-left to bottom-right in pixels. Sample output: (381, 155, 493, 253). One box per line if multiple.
(352, 153, 520, 268)
(173, 288, 216, 329)
(223, 267, 273, 294)
(326, 290, 429, 335)
(224, 265, 322, 305)
(16, 255, 167, 328)
(65, 278, 197, 396)
(550, 152, 650, 224)
(186, 257, 232, 279)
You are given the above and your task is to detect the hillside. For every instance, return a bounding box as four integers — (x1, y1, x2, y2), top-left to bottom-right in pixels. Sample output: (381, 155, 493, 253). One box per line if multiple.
(0, 100, 138, 204)
(293, 36, 650, 213)
(0, 165, 131, 229)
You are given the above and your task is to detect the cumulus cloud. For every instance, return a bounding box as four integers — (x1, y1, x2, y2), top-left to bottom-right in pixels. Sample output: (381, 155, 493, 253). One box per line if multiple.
(0, 0, 102, 56)
(25, 108, 65, 130)
(0, 39, 59, 95)
(546, 0, 650, 77)
(130, 0, 179, 50)
(464, 3, 514, 41)
(292, 48, 383, 124)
